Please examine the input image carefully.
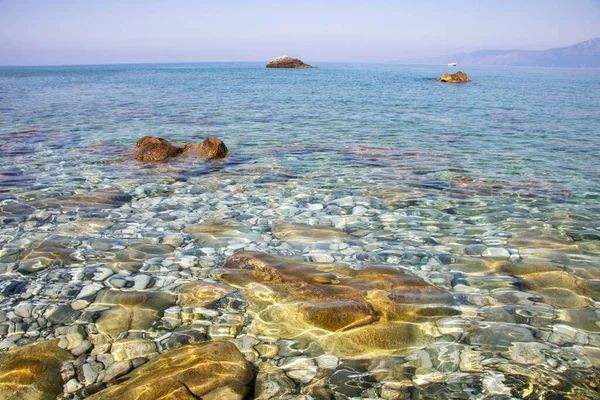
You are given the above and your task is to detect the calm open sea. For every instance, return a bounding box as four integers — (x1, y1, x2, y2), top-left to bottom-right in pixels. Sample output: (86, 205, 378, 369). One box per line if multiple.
(0, 63, 599, 399)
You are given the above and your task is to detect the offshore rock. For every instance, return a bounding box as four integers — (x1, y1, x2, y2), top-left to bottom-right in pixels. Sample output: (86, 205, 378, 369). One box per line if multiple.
(0, 340, 73, 400)
(266, 55, 313, 68)
(439, 71, 471, 83)
(184, 137, 228, 159)
(134, 136, 184, 161)
(92, 289, 177, 339)
(88, 341, 253, 400)
(218, 251, 458, 358)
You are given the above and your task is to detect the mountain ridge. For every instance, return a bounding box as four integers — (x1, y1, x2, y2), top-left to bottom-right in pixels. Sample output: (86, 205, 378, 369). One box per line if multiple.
(397, 38, 600, 68)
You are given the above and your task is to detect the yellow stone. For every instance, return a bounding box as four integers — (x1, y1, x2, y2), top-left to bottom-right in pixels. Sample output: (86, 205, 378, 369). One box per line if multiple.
(0, 340, 73, 400)
(271, 222, 346, 240)
(178, 281, 235, 309)
(111, 338, 157, 362)
(93, 289, 176, 339)
(218, 251, 458, 358)
(88, 341, 253, 400)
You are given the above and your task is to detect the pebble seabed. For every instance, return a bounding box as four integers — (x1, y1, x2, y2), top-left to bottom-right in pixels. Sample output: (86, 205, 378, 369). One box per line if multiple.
(0, 140, 599, 400)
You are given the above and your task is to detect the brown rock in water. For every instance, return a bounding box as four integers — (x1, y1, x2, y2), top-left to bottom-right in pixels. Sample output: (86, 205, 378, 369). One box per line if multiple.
(184, 137, 228, 159)
(217, 251, 458, 358)
(87, 341, 253, 400)
(61, 189, 132, 208)
(178, 281, 235, 309)
(439, 71, 472, 83)
(272, 222, 346, 241)
(17, 236, 76, 274)
(266, 56, 313, 68)
(0, 340, 73, 400)
(92, 289, 176, 339)
(134, 136, 184, 161)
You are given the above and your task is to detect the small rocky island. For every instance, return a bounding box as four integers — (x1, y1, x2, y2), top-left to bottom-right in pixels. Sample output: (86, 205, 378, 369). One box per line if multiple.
(438, 71, 471, 83)
(266, 56, 313, 68)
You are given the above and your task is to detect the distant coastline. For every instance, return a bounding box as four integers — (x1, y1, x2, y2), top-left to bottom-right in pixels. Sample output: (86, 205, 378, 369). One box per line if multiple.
(393, 37, 600, 68)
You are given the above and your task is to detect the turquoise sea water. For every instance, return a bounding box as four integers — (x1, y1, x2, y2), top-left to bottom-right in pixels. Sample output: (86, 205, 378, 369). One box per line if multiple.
(1, 63, 600, 399)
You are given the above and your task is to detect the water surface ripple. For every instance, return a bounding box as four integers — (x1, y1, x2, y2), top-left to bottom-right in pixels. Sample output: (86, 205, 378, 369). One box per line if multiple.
(0, 63, 599, 399)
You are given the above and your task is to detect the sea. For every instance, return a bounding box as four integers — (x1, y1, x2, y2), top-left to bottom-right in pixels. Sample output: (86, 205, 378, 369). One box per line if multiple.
(0, 63, 599, 399)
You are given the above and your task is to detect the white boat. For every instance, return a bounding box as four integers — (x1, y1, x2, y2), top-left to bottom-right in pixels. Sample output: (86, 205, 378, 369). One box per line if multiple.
(448, 62, 457, 66)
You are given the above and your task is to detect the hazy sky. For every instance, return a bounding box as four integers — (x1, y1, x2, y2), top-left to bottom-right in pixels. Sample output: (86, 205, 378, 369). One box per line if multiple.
(1, 0, 599, 65)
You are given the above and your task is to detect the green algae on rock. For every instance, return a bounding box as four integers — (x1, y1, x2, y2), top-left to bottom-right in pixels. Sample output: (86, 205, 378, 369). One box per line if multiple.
(0, 340, 73, 400)
(217, 251, 459, 358)
(87, 341, 253, 400)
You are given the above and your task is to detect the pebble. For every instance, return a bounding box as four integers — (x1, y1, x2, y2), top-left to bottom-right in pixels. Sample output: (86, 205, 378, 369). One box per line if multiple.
(66, 325, 85, 350)
(131, 274, 152, 290)
(111, 339, 157, 361)
(0, 151, 597, 400)
(77, 284, 102, 299)
(102, 360, 132, 383)
(14, 302, 33, 318)
(315, 354, 339, 369)
(71, 340, 92, 356)
(81, 363, 99, 385)
(162, 233, 184, 248)
(65, 378, 83, 394)
(72, 300, 91, 310)
(61, 362, 76, 382)
(255, 343, 279, 359)
(481, 247, 511, 259)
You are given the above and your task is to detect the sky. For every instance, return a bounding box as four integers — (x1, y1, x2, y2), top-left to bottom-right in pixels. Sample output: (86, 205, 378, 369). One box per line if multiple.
(0, 0, 599, 65)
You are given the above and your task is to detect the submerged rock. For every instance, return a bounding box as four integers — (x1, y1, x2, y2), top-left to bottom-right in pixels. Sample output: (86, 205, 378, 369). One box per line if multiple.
(92, 289, 177, 339)
(272, 222, 346, 241)
(178, 281, 235, 309)
(501, 261, 599, 310)
(62, 189, 132, 208)
(184, 137, 228, 159)
(17, 236, 75, 274)
(183, 221, 260, 247)
(266, 56, 313, 68)
(439, 71, 471, 83)
(218, 251, 458, 358)
(134, 136, 184, 161)
(0, 340, 73, 400)
(88, 341, 253, 400)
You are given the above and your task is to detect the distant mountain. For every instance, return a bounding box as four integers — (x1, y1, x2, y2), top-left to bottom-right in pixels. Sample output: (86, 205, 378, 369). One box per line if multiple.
(401, 38, 600, 68)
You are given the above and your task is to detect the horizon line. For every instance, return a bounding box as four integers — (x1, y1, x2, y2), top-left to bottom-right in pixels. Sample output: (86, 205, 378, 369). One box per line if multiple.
(0, 61, 598, 70)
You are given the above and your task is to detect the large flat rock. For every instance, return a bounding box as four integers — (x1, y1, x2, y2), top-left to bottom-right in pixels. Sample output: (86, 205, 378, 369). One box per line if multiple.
(93, 289, 177, 339)
(88, 341, 253, 400)
(0, 340, 73, 400)
(218, 251, 458, 358)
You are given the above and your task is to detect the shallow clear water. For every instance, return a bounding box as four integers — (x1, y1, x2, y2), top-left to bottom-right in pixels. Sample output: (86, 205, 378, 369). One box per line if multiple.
(0, 63, 599, 399)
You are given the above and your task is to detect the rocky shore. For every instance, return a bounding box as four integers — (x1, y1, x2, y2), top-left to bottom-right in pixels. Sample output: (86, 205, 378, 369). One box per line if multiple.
(1, 196, 599, 398)
(0, 140, 599, 399)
